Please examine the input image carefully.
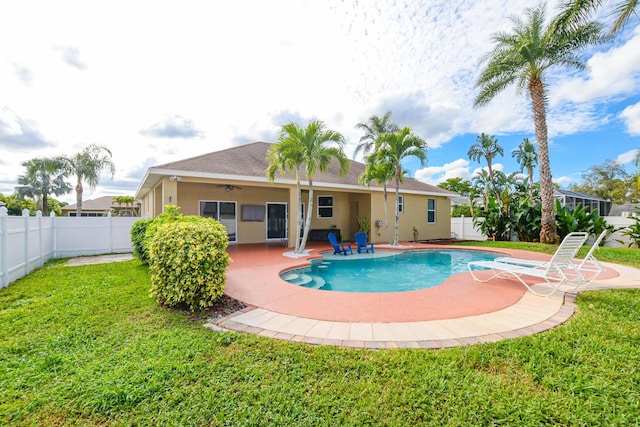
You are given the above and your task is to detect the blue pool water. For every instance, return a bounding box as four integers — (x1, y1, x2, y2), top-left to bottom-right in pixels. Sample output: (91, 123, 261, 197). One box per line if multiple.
(281, 250, 498, 293)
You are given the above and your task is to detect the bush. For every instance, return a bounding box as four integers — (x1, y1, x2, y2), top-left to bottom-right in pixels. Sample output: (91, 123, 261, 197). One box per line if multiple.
(131, 205, 183, 264)
(148, 217, 231, 311)
(130, 218, 153, 262)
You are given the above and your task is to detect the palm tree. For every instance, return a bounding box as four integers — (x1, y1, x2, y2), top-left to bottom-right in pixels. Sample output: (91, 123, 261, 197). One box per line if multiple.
(377, 127, 428, 246)
(467, 133, 504, 182)
(266, 120, 350, 254)
(358, 153, 396, 244)
(354, 111, 398, 159)
(266, 131, 305, 253)
(512, 137, 539, 199)
(474, 3, 606, 243)
(556, 0, 638, 35)
(63, 144, 116, 217)
(15, 157, 71, 216)
(471, 169, 493, 211)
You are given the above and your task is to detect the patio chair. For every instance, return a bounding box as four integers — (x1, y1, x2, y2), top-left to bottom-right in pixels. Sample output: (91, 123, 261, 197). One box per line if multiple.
(328, 233, 353, 256)
(355, 231, 374, 254)
(467, 232, 590, 297)
(494, 230, 607, 286)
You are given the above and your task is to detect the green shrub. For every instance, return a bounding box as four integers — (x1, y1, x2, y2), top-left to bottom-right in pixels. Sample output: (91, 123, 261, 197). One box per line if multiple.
(132, 205, 183, 264)
(148, 217, 231, 311)
(130, 218, 153, 262)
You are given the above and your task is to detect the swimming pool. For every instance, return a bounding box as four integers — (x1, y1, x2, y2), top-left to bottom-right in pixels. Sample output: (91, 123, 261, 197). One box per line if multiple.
(281, 250, 499, 293)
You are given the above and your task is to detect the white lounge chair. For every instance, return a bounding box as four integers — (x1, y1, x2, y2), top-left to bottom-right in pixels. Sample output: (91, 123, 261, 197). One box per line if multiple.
(494, 230, 607, 286)
(467, 232, 590, 297)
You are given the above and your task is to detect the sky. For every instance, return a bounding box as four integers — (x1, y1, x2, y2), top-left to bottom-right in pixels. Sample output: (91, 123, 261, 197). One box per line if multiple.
(1, 0, 640, 205)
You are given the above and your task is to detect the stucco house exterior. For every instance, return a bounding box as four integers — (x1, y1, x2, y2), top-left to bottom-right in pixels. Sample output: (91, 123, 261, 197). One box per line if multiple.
(134, 142, 456, 247)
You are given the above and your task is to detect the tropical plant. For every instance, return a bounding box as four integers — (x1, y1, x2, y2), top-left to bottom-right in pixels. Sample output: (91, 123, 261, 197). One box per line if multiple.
(475, 3, 606, 244)
(354, 111, 398, 159)
(471, 169, 493, 210)
(15, 157, 71, 216)
(473, 197, 513, 241)
(358, 152, 396, 244)
(512, 137, 538, 199)
(556, 0, 639, 35)
(356, 216, 370, 235)
(621, 212, 640, 248)
(512, 198, 543, 242)
(266, 120, 349, 254)
(112, 195, 137, 216)
(62, 144, 116, 217)
(467, 133, 504, 182)
(376, 127, 428, 246)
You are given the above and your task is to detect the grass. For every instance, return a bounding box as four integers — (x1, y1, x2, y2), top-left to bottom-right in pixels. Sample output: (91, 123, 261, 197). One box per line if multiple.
(1, 247, 639, 426)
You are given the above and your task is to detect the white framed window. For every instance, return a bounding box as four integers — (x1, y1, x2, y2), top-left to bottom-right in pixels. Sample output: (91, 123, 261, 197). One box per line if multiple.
(317, 195, 333, 218)
(199, 200, 237, 243)
(427, 198, 436, 224)
(397, 195, 404, 213)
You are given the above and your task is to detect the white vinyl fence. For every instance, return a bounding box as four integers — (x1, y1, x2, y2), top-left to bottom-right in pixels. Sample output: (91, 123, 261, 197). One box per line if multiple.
(0, 207, 138, 288)
(451, 215, 637, 247)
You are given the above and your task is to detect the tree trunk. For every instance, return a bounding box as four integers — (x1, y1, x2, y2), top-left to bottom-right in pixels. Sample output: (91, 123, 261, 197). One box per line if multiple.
(383, 184, 392, 244)
(529, 78, 559, 244)
(528, 164, 534, 200)
(298, 179, 313, 254)
(42, 193, 49, 216)
(393, 172, 400, 246)
(294, 168, 302, 253)
(75, 178, 83, 217)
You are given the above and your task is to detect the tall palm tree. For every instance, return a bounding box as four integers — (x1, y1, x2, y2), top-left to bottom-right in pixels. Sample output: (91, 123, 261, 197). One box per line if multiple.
(512, 137, 539, 199)
(359, 153, 396, 244)
(471, 169, 493, 211)
(475, 3, 606, 243)
(266, 132, 305, 253)
(556, 0, 638, 34)
(354, 111, 398, 159)
(467, 133, 504, 182)
(377, 127, 428, 246)
(15, 157, 71, 216)
(63, 144, 116, 217)
(266, 120, 350, 254)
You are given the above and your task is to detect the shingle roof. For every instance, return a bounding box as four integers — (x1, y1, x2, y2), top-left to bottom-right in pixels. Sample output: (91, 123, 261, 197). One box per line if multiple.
(62, 196, 140, 211)
(150, 141, 453, 196)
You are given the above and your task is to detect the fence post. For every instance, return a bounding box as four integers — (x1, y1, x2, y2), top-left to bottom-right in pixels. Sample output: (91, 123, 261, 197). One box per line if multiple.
(460, 215, 465, 240)
(37, 210, 43, 268)
(22, 209, 30, 276)
(1, 207, 7, 288)
(107, 211, 113, 253)
(51, 211, 57, 258)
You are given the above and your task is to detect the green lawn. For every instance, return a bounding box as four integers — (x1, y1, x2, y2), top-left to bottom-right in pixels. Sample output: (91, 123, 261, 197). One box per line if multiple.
(1, 246, 639, 426)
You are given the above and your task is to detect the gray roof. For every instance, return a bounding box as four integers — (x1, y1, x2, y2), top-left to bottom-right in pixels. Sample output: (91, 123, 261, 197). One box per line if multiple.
(142, 141, 454, 197)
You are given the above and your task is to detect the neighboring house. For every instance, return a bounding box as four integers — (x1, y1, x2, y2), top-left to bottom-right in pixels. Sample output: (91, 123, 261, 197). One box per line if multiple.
(134, 142, 456, 246)
(554, 188, 611, 216)
(61, 196, 141, 217)
(608, 203, 640, 217)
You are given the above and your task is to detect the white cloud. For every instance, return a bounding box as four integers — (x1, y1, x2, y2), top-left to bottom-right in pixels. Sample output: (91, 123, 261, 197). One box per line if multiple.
(552, 26, 640, 104)
(616, 148, 640, 164)
(415, 158, 472, 184)
(554, 176, 575, 186)
(620, 102, 640, 135)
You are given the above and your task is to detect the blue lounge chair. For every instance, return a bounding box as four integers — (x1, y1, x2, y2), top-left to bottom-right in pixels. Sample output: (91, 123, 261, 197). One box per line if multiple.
(355, 231, 374, 254)
(328, 233, 353, 255)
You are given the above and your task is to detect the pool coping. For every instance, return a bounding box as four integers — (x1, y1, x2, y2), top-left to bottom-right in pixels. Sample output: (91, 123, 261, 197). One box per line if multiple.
(212, 243, 640, 349)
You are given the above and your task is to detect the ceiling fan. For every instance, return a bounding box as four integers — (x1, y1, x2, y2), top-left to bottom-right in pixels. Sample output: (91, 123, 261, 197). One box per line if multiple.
(217, 184, 242, 192)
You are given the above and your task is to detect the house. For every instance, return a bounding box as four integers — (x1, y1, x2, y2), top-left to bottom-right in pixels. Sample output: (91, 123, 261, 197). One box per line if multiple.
(134, 142, 456, 246)
(61, 196, 141, 217)
(554, 188, 611, 216)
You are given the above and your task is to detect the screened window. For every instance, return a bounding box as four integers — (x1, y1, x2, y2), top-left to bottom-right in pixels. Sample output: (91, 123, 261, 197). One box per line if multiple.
(398, 195, 404, 213)
(317, 196, 333, 218)
(427, 198, 436, 224)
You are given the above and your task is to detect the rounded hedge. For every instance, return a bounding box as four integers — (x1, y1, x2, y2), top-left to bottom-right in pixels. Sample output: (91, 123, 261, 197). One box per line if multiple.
(148, 217, 231, 311)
